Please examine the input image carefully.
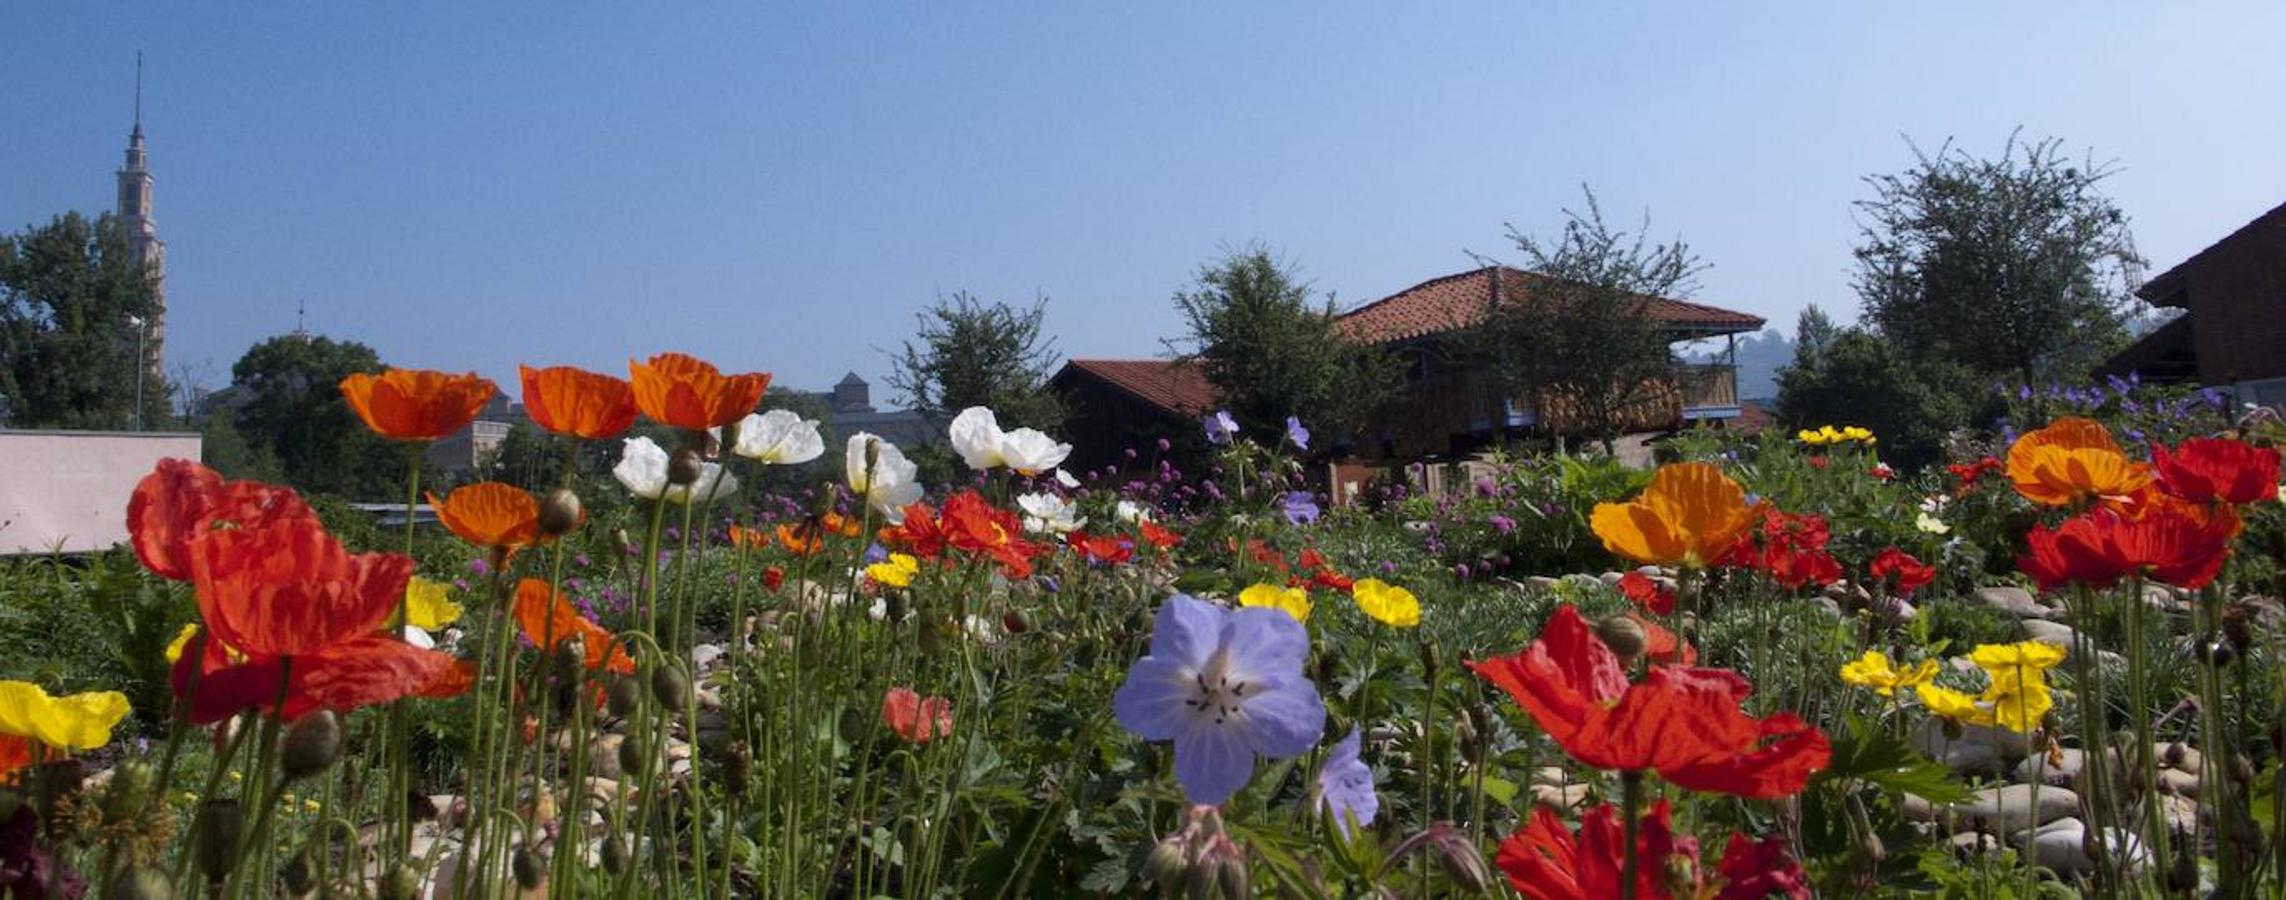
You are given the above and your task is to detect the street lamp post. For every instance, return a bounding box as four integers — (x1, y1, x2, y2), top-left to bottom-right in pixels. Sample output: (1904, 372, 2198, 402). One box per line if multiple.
(127, 314, 146, 431)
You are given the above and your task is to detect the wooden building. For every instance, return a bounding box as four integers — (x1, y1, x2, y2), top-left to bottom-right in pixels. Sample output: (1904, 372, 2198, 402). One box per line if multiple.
(2102, 200, 2286, 409)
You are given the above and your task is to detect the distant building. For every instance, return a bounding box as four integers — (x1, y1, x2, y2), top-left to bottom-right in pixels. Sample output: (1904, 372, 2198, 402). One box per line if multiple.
(1049, 359, 1218, 472)
(2101, 200, 2286, 410)
(118, 68, 167, 390)
(428, 394, 523, 472)
(809, 373, 937, 450)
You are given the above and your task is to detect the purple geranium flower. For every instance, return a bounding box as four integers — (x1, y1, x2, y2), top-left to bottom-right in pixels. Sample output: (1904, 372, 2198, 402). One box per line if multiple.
(1112, 594, 1325, 805)
(1203, 410, 1239, 446)
(1284, 416, 1310, 451)
(1281, 491, 1321, 525)
(1317, 728, 1378, 836)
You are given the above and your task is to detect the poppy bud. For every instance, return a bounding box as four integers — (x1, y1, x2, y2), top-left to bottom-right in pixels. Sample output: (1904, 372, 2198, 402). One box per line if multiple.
(917, 619, 943, 657)
(1661, 852, 1699, 899)
(1427, 825, 1495, 893)
(1185, 853, 1222, 900)
(838, 706, 865, 744)
(378, 864, 420, 900)
(606, 676, 644, 718)
(1142, 836, 1190, 887)
(2204, 638, 2235, 668)
(101, 760, 156, 824)
(512, 845, 546, 890)
(1001, 610, 1032, 635)
(195, 798, 242, 882)
(109, 866, 173, 900)
(1593, 615, 1647, 661)
(669, 448, 703, 486)
(612, 527, 635, 557)
(651, 664, 692, 714)
(2222, 607, 2253, 655)
(1418, 640, 1441, 680)
(600, 833, 630, 874)
(722, 741, 752, 800)
(539, 488, 584, 537)
(618, 735, 647, 777)
(280, 851, 315, 896)
(281, 711, 344, 781)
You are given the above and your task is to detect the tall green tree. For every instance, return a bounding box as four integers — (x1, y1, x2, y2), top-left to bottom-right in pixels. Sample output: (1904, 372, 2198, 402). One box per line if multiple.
(1775, 324, 1977, 471)
(888, 292, 1063, 430)
(0, 212, 171, 429)
(1474, 190, 1703, 454)
(1854, 133, 2141, 389)
(225, 334, 420, 498)
(1169, 247, 1395, 445)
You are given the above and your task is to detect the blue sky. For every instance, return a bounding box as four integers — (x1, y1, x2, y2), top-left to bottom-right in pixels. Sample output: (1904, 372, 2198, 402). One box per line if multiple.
(7, 4, 2283, 403)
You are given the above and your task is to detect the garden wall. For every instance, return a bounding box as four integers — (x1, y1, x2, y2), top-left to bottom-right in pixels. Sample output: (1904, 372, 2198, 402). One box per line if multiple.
(0, 430, 202, 555)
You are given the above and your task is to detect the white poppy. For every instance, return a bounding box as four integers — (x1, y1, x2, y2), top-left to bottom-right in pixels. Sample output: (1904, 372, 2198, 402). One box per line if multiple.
(998, 428, 1072, 477)
(614, 436, 740, 504)
(731, 409, 825, 465)
(1054, 468, 1081, 489)
(1016, 492, 1086, 534)
(949, 406, 1007, 471)
(846, 432, 924, 522)
(1915, 512, 1951, 535)
(1114, 500, 1153, 524)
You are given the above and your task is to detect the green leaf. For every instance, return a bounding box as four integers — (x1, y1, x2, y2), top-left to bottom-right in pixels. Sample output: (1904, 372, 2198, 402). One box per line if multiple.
(1820, 714, 1971, 803)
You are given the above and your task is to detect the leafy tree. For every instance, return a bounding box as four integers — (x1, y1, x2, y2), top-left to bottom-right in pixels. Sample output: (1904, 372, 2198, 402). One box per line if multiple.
(198, 414, 280, 482)
(1474, 190, 1703, 454)
(0, 212, 171, 429)
(888, 292, 1063, 430)
(1854, 133, 2141, 390)
(1169, 246, 1396, 445)
(225, 333, 426, 498)
(1776, 323, 1979, 470)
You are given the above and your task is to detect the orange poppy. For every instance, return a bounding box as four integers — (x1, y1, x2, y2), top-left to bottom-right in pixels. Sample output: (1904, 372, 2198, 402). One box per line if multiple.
(881, 687, 954, 743)
(1589, 462, 1760, 569)
(188, 516, 412, 659)
(128, 459, 314, 582)
(2005, 417, 2152, 507)
(628, 352, 770, 430)
(520, 364, 638, 440)
(512, 579, 635, 674)
(428, 482, 542, 554)
(821, 511, 862, 537)
(726, 525, 774, 551)
(0, 735, 30, 783)
(339, 369, 497, 441)
(776, 523, 824, 556)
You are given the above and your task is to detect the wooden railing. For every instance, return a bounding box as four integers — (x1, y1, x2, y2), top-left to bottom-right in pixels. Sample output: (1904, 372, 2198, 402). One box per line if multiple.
(1676, 363, 1738, 411)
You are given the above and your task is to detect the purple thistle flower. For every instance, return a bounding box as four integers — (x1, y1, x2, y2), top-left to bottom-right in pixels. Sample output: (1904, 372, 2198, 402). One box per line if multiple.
(1488, 514, 1516, 535)
(1112, 594, 1325, 806)
(1317, 728, 1378, 836)
(1156, 437, 1172, 452)
(1203, 410, 1239, 446)
(468, 558, 490, 576)
(1281, 491, 1321, 526)
(1284, 416, 1310, 451)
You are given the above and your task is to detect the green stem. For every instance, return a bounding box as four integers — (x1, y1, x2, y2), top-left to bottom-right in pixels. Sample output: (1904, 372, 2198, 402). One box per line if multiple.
(1619, 771, 1643, 900)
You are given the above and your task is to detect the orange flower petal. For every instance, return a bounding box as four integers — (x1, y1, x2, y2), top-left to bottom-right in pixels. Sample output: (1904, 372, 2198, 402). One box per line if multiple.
(428, 482, 542, 551)
(340, 369, 496, 441)
(520, 365, 637, 440)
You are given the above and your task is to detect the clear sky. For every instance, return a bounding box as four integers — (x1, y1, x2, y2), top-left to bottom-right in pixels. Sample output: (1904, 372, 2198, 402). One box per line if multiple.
(7, 4, 2283, 404)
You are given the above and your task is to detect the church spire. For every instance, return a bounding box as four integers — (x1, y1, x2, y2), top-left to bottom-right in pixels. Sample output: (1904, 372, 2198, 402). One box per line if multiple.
(118, 52, 165, 382)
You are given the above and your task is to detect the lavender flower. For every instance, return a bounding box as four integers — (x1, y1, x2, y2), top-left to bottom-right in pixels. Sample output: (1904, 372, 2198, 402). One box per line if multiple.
(1204, 410, 1239, 446)
(1284, 416, 1310, 451)
(1156, 437, 1172, 452)
(1281, 491, 1321, 526)
(1488, 514, 1516, 535)
(468, 558, 490, 576)
(1112, 594, 1325, 805)
(1317, 728, 1378, 836)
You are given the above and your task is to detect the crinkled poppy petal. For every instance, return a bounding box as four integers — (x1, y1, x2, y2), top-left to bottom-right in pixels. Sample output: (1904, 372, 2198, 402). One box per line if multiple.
(512, 578, 633, 673)
(1495, 806, 1589, 900)
(341, 369, 495, 441)
(190, 518, 411, 658)
(286, 637, 459, 720)
(1659, 711, 1832, 800)
(520, 364, 637, 440)
(126, 458, 226, 580)
(1714, 831, 1812, 899)
(428, 482, 541, 550)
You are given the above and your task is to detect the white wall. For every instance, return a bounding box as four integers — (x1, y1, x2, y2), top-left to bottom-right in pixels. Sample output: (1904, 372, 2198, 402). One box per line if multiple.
(0, 430, 203, 556)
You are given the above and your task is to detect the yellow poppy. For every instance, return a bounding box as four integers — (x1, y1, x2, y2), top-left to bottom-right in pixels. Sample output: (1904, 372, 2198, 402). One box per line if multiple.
(164, 622, 202, 664)
(1840, 426, 1873, 442)
(1968, 641, 2065, 733)
(1238, 583, 1312, 623)
(404, 577, 464, 631)
(1839, 650, 1939, 698)
(2005, 417, 2152, 507)
(865, 553, 920, 589)
(1588, 462, 1759, 569)
(0, 681, 131, 752)
(1914, 683, 1995, 727)
(1351, 578, 1421, 628)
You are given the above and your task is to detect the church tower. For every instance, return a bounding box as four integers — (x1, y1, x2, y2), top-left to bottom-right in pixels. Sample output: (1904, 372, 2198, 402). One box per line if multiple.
(117, 54, 165, 378)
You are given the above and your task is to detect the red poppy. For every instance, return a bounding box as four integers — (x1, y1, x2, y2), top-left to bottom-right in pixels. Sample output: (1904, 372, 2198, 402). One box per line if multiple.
(1297, 548, 1329, 570)
(1230, 539, 1289, 572)
(1307, 567, 1355, 593)
(1867, 547, 1935, 596)
(1138, 519, 1182, 550)
(1067, 531, 1135, 566)
(940, 491, 1042, 578)
(881, 687, 953, 743)
(880, 503, 947, 560)
(1467, 606, 1829, 799)
(520, 364, 638, 440)
(128, 459, 315, 581)
(187, 516, 411, 659)
(339, 369, 497, 442)
(1869, 462, 1895, 481)
(2019, 516, 2127, 592)
(512, 579, 635, 674)
(762, 566, 786, 591)
(170, 632, 459, 724)
(1720, 509, 1841, 590)
(1496, 800, 1808, 900)
(1806, 455, 1830, 470)
(1632, 613, 1697, 667)
(628, 352, 770, 430)
(1947, 456, 2003, 493)
(1616, 571, 1675, 616)
(2153, 437, 2280, 506)
(0, 736, 29, 783)
(428, 482, 542, 555)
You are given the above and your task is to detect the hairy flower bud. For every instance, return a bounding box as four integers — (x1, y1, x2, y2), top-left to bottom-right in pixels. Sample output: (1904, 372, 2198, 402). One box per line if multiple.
(108, 866, 174, 900)
(281, 711, 345, 781)
(539, 487, 584, 537)
(722, 741, 752, 800)
(600, 833, 630, 875)
(618, 735, 647, 777)
(280, 851, 315, 896)
(1593, 615, 1647, 661)
(651, 664, 692, 714)
(1001, 610, 1032, 635)
(512, 845, 546, 890)
(1418, 640, 1442, 680)
(100, 760, 156, 824)
(378, 864, 420, 900)
(606, 676, 644, 718)
(195, 798, 242, 883)
(1142, 836, 1190, 888)
(668, 448, 703, 486)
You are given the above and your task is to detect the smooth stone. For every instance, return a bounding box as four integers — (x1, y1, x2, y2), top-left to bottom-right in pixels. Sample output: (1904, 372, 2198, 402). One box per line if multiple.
(2156, 767, 2201, 797)
(1561, 573, 1604, 592)
(690, 643, 727, 672)
(1916, 784, 2078, 833)
(2018, 818, 2149, 877)
(1808, 596, 1843, 618)
(1517, 576, 1562, 594)
(1530, 783, 1592, 809)
(2014, 748, 2089, 788)
(1599, 571, 1625, 587)
(589, 734, 626, 779)
(2159, 742, 2203, 774)
(2161, 794, 2201, 833)
(1913, 719, 2029, 776)
(1975, 586, 2053, 619)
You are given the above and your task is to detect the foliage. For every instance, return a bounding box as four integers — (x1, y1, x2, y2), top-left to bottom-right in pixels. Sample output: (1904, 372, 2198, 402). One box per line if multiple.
(888, 291, 1063, 431)
(1854, 132, 2141, 390)
(1473, 188, 1704, 454)
(0, 211, 172, 429)
(224, 333, 436, 499)
(1777, 319, 1982, 470)
(1169, 246, 1398, 445)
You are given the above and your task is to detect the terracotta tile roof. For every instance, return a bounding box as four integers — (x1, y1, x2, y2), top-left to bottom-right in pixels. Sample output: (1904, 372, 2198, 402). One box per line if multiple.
(1333, 266, 1765, 345)
(1055, 359, 1218, 418)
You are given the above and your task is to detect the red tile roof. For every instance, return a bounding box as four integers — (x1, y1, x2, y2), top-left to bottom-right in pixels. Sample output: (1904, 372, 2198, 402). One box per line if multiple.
(1056, 359, 1218, 418)
(1334, 266, 1765, 345)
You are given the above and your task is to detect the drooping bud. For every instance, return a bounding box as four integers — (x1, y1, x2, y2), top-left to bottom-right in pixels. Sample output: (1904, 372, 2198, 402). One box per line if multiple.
(1001, 610, 1032, 635)
(539, 488, 584, 537)
(651, 664, 692, 714)
(1593, 615, 1647, 661)
(281, 711, 344, 781)
(1418, 640, 1442, 681)
(606, 676, 644, 718)
(280, 851, 316, 896)
(512, 845, 546, 890)
(195, 798, 243, 883)
(722, 741, 753, 800)
(618, 735, 647, 777)
(377, 864, 421, 900)
(668, 448, 704, 486)
(100, 760, 156, 824)
(1142, 835, 1191, 888)
(108, 866, 174, 900)
(600, 833, 630, 875)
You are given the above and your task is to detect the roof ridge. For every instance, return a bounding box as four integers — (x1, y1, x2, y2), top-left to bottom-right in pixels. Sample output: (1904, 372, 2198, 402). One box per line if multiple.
(1336, 265, 1498, 319)
(2139, 198, 2286, 301)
